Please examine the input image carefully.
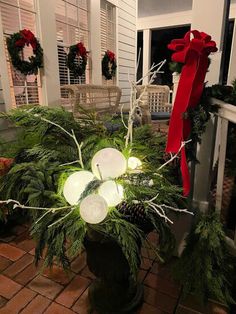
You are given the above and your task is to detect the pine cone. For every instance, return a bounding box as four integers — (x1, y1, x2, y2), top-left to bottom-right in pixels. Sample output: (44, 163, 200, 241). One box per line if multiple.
(117, 202, 153, 233)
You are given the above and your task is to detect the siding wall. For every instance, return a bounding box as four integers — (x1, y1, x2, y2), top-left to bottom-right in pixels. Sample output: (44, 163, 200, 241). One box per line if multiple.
(0, 0, 138, 113)
(117, 0, 137, 103)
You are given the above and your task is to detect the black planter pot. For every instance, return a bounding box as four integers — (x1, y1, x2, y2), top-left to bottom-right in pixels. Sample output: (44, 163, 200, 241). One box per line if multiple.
(84, 231, 143, 314)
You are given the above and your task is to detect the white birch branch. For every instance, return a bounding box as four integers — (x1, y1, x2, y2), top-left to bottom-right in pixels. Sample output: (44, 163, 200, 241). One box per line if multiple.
(157, 139, 192, 172)
(38, 116, 84, 169)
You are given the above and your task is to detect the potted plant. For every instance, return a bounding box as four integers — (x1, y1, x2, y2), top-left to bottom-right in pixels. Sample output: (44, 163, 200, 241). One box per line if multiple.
(0, 105, 192, 313)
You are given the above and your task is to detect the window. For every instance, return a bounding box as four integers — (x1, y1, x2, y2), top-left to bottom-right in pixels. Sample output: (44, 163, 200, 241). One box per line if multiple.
(100, 0, 116, 85)
(55, 0, 90, 88)
(0, 0, 41, 107)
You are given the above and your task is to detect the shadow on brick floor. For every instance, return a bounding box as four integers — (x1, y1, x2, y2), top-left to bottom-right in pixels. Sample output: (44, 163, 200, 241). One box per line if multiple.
(0, 224, 230, 314)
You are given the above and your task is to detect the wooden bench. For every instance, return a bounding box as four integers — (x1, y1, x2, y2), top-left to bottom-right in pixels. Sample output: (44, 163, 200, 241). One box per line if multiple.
(60, 84, 122, 118)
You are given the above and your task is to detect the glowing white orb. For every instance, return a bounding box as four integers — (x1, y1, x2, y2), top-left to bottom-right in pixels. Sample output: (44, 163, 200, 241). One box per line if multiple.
(91, 148, 127, 179)
(79, 194, 108, 224)
(63, 171, 94, 205)
(98, 180, 124, 207)
(128, 157, 142, 170)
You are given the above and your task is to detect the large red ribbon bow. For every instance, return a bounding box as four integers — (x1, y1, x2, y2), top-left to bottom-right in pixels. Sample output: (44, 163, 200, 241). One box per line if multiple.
(77, 42, 87, 57)
(15, 29, 37, 50)
(107, 50, 115, 61)
(166, 30, 217, 196)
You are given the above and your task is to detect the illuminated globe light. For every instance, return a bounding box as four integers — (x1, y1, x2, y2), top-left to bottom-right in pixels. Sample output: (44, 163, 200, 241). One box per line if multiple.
(128, 157, 142, 170)
(98, 180, 124, 207)
(91, 148, 127, 180)
(63, 171, 94, 205)
(79, 194, 108, 224)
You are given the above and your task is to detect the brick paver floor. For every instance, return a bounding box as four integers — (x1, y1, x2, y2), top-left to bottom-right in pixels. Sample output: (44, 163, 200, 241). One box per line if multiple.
(0, 224, 230, 314)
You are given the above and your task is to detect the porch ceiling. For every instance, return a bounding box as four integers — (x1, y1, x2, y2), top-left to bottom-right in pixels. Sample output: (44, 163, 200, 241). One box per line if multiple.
(138, 0, 236, 18)
(138, 0, 193, 18)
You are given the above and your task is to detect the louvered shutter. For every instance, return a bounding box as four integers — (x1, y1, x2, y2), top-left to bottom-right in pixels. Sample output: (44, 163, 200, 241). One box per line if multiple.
(0, 0, 41, 107)
(56, 0, 90, 92)
(100, 0, 116, 85)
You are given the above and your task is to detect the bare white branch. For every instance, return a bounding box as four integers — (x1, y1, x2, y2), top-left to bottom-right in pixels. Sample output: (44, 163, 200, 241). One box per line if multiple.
(125, 60, 166, 148)
(147, 202, 174, 224)
(0, 199, 73, 212)
(135, 47, 142, 75)
(157, 139, 192, 172)
(47, 209, 75, 228)
(59, 160, 80, 167)
(39, 116, 84, 169)
(161, 204, 194, 215)
(120, 104, 129, 130)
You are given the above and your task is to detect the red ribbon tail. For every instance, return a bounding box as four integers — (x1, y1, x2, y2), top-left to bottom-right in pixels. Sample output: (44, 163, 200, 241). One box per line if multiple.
(180, 147, 190, 196)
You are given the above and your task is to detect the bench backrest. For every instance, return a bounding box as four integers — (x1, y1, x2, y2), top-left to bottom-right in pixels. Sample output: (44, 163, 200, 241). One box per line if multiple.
(61, 84, 121, 117)
(136, 85, 171, 113)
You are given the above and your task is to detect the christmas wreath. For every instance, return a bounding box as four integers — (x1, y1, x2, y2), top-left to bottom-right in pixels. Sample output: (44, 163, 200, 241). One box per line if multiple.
(102, 50, 117, 80)
(67, 42, 88, 77)
(7, 29, 43, 75)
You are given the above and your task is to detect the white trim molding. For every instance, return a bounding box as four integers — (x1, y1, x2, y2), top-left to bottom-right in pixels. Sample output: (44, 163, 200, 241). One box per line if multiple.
(36, 0, 61, 107)
(90, 0, 102, 84)
(137, 10, 192, 31)
(106, 0, 118, 6)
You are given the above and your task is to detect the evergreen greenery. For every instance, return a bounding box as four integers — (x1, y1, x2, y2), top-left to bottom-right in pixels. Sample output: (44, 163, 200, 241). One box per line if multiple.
(209, 80, 236, 174)
(210, 79, 236, 106)
(0, 106, 182, 277)
(173, 212, 236, 306)
(169, 61, 183, 74)
(186, 87, 218, 161)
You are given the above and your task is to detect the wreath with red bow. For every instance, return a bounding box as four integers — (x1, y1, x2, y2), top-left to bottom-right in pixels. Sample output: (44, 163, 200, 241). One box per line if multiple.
(7, 29, 43, 76)
(102, 50, 117, 80)
(67, 42, 88, 77)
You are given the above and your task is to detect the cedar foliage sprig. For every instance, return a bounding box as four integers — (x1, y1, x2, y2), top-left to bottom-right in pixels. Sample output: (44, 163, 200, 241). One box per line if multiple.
(173, 212, 235, 306)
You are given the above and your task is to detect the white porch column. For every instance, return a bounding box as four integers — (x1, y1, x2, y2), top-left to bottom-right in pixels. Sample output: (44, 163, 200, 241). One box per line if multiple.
(191, 0, 227, 85)
(228, 21, 236, 85)
(90, 0, 102, 85)
(142, 29, 151, 85)
(36, 0, 61, 107)
(192, 0, 228, 211)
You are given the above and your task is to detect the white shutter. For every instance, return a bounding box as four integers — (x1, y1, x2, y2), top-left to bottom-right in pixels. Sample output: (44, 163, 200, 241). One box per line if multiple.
(100, 0, 116, 86)
(56, 0, 90, 94)
(0, 0, 41, 108)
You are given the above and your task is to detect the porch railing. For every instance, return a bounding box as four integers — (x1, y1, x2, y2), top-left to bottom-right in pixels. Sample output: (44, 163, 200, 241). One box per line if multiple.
(212, 98, 236, 250)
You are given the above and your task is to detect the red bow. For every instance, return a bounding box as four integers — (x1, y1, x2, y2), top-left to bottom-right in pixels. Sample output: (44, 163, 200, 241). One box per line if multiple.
(77, 42, 87, 57)
(107, 50, 115, 61)
(15, 29, 37, 50)
(0, 158, 14, 176)
(166, 30, 217, 196)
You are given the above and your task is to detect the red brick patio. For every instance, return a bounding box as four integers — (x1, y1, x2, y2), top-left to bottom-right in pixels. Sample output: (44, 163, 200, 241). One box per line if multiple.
(0, 224, 229, 314)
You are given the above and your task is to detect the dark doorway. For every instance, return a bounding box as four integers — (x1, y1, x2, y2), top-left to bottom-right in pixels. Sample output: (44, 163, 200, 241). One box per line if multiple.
(151, 25, 190, 86)
(222, 19, 235, 85)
